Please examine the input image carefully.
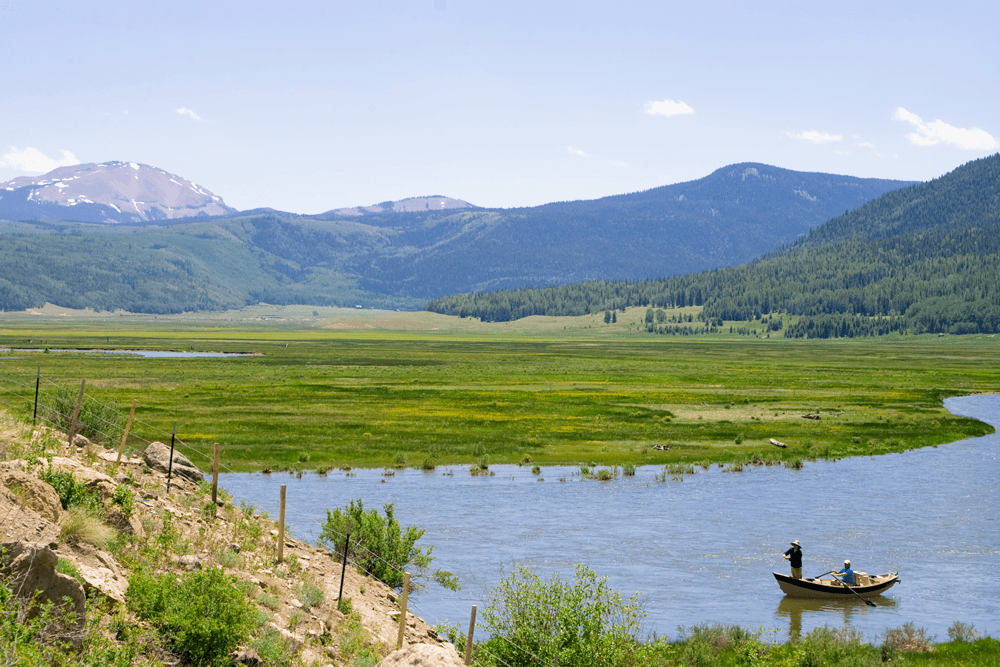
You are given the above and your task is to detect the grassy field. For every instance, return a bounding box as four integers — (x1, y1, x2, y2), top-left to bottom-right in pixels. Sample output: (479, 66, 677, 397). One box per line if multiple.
(0, 305, 997, 471)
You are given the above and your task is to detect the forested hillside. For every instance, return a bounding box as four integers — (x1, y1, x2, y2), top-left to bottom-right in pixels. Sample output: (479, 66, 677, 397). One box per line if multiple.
(0, 163, 909, 313)
(426, 154, 1000, 337)
(0, 218, 423, 313)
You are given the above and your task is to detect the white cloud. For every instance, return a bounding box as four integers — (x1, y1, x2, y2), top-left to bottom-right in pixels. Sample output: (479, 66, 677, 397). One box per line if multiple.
(644, 99, 694, 117)
(566, 146, 588, 158)
(606, 159, 627, 168)
(176, 107, 202, 121)
(893, 107, 997, 150)
(786, 130, 842, 144)
(857, 141, 875, 148)
(0, 147, 80, 173)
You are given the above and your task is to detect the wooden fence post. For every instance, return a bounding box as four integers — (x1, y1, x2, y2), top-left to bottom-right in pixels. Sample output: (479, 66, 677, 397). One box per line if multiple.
(116, 399, 137, 465)
(211, 442, 220, 508)
(396, 572, 410, 650)
(465, 604, 477, 665)
(277, 484, 286, 563)
(67, 379, 85, 449)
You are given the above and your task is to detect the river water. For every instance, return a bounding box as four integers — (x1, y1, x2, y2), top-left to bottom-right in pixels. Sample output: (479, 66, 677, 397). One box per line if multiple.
(219, 395, 998, 642)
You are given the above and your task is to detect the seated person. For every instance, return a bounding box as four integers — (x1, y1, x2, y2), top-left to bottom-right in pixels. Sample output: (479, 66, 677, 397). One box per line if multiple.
(832, 559, 856, 585)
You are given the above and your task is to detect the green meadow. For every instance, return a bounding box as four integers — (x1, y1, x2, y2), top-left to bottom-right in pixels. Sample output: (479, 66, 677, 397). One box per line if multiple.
(0, 305, 997, 471)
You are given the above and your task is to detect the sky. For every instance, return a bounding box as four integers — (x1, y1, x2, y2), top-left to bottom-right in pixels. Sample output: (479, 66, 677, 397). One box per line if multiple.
(1, 0, 998, 214)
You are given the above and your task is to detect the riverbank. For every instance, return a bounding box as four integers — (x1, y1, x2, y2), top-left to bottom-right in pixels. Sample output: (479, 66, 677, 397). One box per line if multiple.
(0, 408, 455, 665)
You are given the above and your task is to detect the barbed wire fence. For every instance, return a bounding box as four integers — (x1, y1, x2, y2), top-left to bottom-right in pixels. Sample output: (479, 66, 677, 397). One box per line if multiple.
(0, 365, 560, 666)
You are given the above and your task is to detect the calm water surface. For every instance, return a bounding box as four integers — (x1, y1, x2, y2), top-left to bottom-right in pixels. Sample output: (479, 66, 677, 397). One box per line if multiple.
(220, 394, 998, 641)
(0, 349, 253, 358)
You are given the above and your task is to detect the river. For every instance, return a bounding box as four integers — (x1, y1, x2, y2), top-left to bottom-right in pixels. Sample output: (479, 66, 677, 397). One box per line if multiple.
(219, 394, 999, 642)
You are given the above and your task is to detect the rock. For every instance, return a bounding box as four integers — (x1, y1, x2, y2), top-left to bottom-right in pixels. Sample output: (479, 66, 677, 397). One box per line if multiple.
(0, 541, 87, 647)
(177, 555, 203, 571)
(72, 433, 92, 448)
(104, 506, 145, 539)
(75, 561, 128, 603)
(142, 442, 204, 482)
(377, 643, 466, 666)
(233, 647, 262, 665)
(0, 468, 62, 523)
(266, 622, 301, 650)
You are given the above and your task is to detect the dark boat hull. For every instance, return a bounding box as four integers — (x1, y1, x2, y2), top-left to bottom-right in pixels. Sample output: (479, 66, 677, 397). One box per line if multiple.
(773, 572, 899, 599)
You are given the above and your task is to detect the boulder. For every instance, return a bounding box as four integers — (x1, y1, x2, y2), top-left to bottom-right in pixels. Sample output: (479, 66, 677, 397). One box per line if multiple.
(177, 554, 202, 571)
(377, 643, 466, 667)
(0, 541, 87, 646)
(0, 468, 62, 523)
(142, 441, 204, 482)
(104, 506, 145, 539)
(74, 561, 128, 604)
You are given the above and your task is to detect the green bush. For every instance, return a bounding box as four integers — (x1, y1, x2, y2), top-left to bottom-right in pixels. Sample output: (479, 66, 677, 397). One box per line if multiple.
(127, 567, 256, 667)
(296, 582, 325, 608)
(110, 484, 135, 519)
(319, 499, 434, 588)
(477, 564, 646, 667)
(39, 468, 95, 511)
(252, 627, 297, 667)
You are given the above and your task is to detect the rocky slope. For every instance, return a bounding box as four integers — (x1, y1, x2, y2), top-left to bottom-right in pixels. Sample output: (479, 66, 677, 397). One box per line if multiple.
(0, 411, 459, 666)
(0, 162, 236, 223)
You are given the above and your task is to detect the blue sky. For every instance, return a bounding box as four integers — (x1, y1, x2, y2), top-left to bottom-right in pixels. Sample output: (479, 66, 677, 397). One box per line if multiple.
(1, 0, 997, 213)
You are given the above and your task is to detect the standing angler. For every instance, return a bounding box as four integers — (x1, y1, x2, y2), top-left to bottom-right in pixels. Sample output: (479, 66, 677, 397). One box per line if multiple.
(783, 540, 803, 579)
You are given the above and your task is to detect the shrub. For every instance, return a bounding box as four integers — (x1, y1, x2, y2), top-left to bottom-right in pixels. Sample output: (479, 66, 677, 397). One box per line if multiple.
(110, 484, 135, 519)
(296, 582, 325, 608)
(127, 567, 256, 667)
(39, 468, 95, 511)
(477, 564, 645, 667)
(948, 621, 980, 642)
(319, 499, 435, 589)
(882, 622, 934, 653)
(252, 627, 297, 667)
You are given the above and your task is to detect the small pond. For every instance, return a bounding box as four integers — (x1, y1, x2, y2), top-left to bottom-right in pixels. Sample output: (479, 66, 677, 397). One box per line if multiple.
(1, 348, 254, 358)
(220, 395, 999, 641)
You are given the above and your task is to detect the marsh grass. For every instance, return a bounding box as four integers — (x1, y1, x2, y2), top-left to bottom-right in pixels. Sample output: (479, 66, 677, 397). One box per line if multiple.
(1, 328, 995, 470)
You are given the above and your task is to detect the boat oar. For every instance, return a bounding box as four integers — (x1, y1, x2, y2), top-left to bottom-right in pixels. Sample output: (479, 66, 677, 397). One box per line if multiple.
(835, 576, 876, 607)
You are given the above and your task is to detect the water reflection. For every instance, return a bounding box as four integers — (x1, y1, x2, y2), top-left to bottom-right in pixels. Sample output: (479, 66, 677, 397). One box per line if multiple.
(776, 597, 898, 640)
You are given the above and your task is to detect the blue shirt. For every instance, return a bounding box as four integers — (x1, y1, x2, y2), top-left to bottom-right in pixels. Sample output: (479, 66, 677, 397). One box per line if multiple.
(835, 566, 856, 585)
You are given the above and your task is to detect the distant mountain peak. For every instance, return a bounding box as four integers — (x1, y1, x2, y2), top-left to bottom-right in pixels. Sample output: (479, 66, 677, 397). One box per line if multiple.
(0, 161, 236, 223)
(323, 195, 475, 216)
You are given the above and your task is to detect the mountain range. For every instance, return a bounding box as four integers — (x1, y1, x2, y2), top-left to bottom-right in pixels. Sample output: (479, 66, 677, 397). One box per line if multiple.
(0, 161, 916, 313)
(427, 153, 1000, 336)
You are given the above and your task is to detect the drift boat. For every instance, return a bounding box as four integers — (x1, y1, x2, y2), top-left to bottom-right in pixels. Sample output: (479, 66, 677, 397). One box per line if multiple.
(773, 571, 900, 599)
